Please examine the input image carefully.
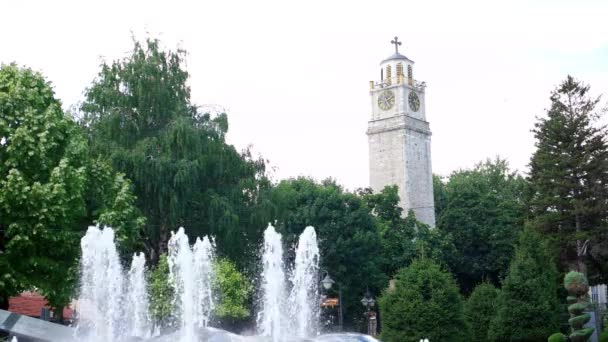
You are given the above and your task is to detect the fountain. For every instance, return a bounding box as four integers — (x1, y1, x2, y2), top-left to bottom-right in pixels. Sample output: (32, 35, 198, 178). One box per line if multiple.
(126, 252, 151, 338)
(257, 224, 288, 341)
(288, 226, 320, 338)
(168, 228, 216, 342)
(66, 225, 379, 342)
(76, 226, 125, 341)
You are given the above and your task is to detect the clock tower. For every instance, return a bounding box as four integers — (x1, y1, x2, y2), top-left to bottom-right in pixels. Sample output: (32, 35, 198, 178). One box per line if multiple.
(367, 37, 435, 227)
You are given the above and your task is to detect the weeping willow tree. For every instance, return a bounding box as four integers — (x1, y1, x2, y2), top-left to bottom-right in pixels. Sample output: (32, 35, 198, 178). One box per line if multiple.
(81, 38, 273, 266)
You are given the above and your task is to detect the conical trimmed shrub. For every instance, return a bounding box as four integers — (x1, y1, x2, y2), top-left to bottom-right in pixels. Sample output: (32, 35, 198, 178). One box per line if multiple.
(488, 228, 560, 341)
(564, 271, 594, 342)
(379, 258, 470, 342)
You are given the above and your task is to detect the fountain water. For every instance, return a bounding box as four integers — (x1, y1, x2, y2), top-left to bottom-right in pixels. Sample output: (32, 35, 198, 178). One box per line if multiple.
(126, 252, 151, 338)
(289, 226, 320, 337)
(168, 227, 216, 342)
(77, 226, 125, 341)
(257, 225, 320, 340)
(70, 224, 379, 342)
(257, 224, 288, 341)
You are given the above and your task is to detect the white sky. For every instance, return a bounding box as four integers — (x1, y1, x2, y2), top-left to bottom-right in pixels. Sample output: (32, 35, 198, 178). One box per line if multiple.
(2, 0, 607, 190)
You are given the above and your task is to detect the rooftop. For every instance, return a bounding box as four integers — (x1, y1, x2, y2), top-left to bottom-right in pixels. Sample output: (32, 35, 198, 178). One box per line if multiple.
(381, 52, 413, 64)
(9, 291, 73, 318)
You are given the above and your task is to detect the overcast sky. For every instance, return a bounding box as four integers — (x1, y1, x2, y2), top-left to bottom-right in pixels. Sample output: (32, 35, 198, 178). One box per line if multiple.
(2, 0, 607, 190)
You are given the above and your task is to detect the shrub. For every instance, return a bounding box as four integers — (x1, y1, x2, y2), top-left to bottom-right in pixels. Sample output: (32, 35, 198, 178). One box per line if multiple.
(599, 330, 608, 342)
(564, 271, 593, 342)
(488, 228, 560, 341)
(548, 332, 567, 342)
(379, 258, 470, 342)
(464, 282, 498, 342)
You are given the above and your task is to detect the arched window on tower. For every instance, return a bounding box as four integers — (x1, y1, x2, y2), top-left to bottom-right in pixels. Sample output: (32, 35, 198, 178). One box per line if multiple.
(386, 65, 392, 85)
(396, 63, 404, 84)
(407, 65, 413, 85)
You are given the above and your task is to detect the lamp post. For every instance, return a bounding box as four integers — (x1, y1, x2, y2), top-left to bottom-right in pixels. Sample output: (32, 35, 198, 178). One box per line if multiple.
(320, 272, 343, 331)
(361, 288, 376, 336)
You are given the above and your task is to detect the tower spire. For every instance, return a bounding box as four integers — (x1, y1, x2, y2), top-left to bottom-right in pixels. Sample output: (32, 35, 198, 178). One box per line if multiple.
(390, 36, 402, 54)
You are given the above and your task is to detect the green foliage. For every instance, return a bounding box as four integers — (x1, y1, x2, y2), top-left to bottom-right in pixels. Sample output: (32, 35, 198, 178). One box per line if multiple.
(564, 271, 589, 295)
(598, 330, 608, 342)
(548, 332, 568, 342)
(489, 228, 560, 341)
(85, 159, 146, 255)
(563, 272, 593, 342)
(213, 258, 252, 320)
(528, 75, 608, 281)
(464, 282, 499, 342)
(438, 158, 526, 292)
(149, 254, 173, 328)
(270, 178, 387, 325)
(361, 186, 416, 277)
(80, 38, 272, 266)
(433, 174, 448, 220)
(379, 258, 470, 342)
(0, 64, 141, 310)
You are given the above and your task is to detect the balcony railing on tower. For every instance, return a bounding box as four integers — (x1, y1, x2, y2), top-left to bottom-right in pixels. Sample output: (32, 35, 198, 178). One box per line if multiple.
(369, 76, 426, 91)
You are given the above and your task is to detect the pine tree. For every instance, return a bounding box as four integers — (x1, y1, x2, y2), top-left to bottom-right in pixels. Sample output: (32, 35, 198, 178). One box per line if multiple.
(488, 228, 560, 341)
(528, 76, 608, 281)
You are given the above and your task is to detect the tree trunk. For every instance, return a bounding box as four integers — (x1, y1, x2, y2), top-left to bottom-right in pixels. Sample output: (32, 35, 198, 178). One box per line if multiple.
(55, 305, 64, 324)
(158, 222, 168, 256)
(0, 296, 8, 310)
(575, 214, 587, 275)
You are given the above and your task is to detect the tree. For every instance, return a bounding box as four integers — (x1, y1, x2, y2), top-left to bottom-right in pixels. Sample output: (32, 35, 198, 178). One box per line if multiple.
(433, 175, 448, 220)
(80, 38, 273, 266)
(0, 64, 141, 312)
(360, 186, 416, 278)
(379, 258, 470, 342)
(438, 158, 526, 292)
(269, 177, 387, 327)
(464, 282, 499, 342)
(528, 75, 608, 282)
(488, 228, 560, 341)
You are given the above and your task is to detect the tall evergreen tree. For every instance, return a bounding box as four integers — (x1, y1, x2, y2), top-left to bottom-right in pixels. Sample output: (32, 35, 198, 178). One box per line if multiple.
(81, 38, 273, 266)
(528, 75, 608, 282)
(488, 228, 560, 341)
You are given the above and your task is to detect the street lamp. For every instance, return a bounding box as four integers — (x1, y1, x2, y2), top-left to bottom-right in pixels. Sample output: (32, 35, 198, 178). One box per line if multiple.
(360, 288, 376, 309)
(361, 288, 376, 336)
(321, 273, 335, 290)
(319, 271, 343, 331)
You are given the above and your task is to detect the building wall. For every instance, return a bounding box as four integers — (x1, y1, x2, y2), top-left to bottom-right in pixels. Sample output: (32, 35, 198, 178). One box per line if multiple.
(368, 114, 435, 227)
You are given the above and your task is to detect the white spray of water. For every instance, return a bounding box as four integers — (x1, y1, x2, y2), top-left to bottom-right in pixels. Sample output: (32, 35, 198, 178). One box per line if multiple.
(193, 236, 216, 328)
(77, 226, 124, 341)
(289, 226, 320, 337)
(168, 227, 215, 342)
(257, 224, 288, 341)
(126, 252, 151, 338)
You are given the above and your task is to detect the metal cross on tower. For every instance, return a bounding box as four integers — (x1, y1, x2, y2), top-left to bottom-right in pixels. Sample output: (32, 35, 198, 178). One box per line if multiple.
(391, 36, 402, 54)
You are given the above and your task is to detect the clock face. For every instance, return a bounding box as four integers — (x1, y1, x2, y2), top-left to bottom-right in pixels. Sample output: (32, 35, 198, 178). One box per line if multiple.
(378, 90, 395, 111)
(408, 91, 420, 112)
